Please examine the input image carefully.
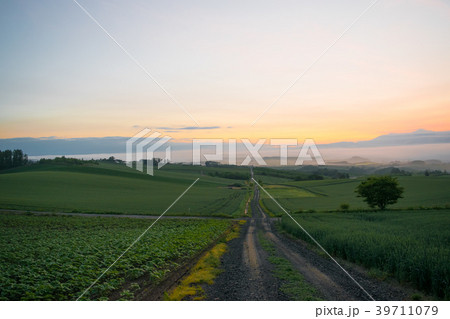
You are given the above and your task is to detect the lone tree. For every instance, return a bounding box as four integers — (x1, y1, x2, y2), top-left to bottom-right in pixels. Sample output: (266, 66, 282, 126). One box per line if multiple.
(355, 176, 404, 210)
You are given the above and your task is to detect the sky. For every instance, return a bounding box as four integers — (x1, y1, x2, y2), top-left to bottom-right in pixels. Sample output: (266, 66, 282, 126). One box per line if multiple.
(0, 0, 449, 143)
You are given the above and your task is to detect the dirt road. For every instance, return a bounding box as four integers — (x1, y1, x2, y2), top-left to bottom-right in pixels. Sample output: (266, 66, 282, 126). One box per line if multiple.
(205, 186, 411, 301)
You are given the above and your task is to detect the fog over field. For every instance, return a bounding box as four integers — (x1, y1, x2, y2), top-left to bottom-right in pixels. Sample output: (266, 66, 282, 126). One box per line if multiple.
(3, 130, 450, 164)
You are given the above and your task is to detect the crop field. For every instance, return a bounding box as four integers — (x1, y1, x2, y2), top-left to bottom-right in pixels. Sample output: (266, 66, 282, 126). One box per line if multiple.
(279, 210, 450, 299)
(254, 174, 292, 184)
(261, 175, 450, 213)
(0, 163, 250, 217)
(1, 160, 449, 301)
(260, 185, 316, 199)
(0, 213, 232, 300)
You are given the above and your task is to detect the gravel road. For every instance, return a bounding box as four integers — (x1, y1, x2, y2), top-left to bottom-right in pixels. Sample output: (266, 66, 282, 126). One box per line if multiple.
(205, 185, 412, 301)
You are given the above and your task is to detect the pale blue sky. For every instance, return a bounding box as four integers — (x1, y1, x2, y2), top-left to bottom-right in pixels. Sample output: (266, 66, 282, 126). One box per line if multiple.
(1, 0, 449, 141)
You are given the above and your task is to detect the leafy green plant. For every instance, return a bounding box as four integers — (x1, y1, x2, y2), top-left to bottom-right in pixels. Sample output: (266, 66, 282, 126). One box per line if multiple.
(0, 213, 231, 300)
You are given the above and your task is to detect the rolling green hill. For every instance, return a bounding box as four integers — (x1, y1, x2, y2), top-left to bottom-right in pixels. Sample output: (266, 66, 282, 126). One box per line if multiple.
(261, 175, 450, 213)
(0, 162, 251, 217)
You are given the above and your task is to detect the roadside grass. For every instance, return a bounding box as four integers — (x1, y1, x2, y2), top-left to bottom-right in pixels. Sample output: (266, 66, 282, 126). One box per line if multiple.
(259, 198, 282, 217)
(367, 268, 390, 282)
(165, 221, 245, 301)
(257, 231, 322, 301)
(243, 185, 254, 217)
(165, 243, 227, 301)
(279, 210, 450, 300)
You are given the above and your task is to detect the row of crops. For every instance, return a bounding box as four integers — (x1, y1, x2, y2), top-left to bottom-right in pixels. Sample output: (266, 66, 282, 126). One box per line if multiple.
(279, 210, 450, 299)
(0, 213, 232, 300)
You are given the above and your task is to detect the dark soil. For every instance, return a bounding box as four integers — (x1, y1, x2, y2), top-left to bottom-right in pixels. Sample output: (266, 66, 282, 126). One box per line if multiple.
(203, 219, 288, 301)
(204, 186, 417, 301)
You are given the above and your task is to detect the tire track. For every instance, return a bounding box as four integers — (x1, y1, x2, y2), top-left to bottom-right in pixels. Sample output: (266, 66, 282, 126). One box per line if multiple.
(206, 179, 412, 300)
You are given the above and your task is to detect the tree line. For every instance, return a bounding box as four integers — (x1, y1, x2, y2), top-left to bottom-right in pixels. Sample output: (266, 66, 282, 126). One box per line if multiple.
(0, 149, 28, 170)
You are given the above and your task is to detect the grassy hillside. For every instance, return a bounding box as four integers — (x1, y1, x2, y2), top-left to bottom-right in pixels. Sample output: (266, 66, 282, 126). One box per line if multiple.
(0, 163, 251, 217)
(261, 175, 450, 213)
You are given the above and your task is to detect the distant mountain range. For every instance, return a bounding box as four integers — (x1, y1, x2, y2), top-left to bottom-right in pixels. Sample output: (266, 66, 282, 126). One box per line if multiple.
(319, 129, 450, 148)
(0, 136, 131, 156)
(0, 129, 449, 157)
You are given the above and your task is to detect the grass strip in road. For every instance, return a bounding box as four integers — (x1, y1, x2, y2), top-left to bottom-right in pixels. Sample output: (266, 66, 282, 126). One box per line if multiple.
(165, 221, 246, 301)
(257, 231, 322, 301)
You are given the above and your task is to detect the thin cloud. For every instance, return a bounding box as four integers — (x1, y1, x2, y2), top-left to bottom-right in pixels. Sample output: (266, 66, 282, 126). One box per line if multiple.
(157, 126, 221, 131)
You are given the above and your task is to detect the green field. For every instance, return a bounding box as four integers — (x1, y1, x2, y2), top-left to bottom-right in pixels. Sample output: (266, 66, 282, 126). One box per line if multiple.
(261, 176, 450, 213)
(279, 210, 450, 299)
(261, 185, 317, 198)
(254, 174, 292, 184)
(0, 163, 251, 217)
(1, 161, 449, 300)
(0, 213, 232, 300)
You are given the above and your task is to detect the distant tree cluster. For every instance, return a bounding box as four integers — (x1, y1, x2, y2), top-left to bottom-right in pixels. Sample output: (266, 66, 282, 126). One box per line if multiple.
(293, 173, 324, 181)
(39, 156, 97, 165)
(139, 158, 164, 166)
(207, 171, 250, 180)
(205, 161, 220, 167)
(0, 149, 28, 170)
(306, 167, 349, 179)
(254, 166, 347, 181)
(273, 166, 350, 180)
(374, 167, 412, 176)
(424, 169, 448, 176)
(98, 156, 124, 164)
(254, 167, 316, 181)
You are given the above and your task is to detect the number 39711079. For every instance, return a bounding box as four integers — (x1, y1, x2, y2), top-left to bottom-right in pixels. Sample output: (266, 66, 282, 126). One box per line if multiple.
(376, 306, 438, 316)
